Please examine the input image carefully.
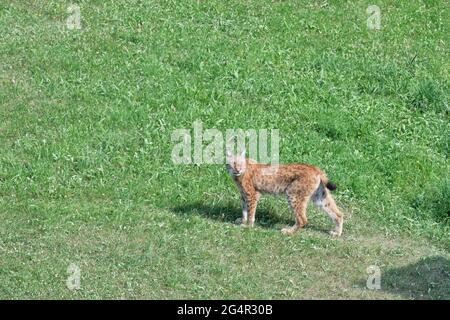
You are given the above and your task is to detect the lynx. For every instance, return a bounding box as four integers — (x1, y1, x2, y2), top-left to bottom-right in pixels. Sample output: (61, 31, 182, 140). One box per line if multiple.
(226, 151, 343, 237)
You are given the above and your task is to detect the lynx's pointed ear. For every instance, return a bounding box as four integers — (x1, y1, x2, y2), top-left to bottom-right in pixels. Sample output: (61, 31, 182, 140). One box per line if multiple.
(226, 150, 232, 157)
(240, 149, 246, 157)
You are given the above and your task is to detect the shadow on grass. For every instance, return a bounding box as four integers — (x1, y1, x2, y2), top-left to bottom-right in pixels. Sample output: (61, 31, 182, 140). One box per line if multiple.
(171, 201, 331, 234)
(171, 202, 287, 229)
(359, 256, 450, 299)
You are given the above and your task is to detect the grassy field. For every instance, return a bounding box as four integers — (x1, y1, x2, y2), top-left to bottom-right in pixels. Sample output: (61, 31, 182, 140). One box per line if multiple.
(0, 0, 449, 299)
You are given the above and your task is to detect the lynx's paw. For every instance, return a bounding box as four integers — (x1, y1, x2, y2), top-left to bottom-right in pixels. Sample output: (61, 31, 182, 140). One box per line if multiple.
(235, 218, 249, 227)
(329, 230, 341, 237)
(281, 226, 298, 235)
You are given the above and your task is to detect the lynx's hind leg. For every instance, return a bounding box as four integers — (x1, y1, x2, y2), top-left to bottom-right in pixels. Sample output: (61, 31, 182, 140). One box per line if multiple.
(282, 194, 309, 235)
(282, 179, 317, 235)
(312, 184, 343, 237)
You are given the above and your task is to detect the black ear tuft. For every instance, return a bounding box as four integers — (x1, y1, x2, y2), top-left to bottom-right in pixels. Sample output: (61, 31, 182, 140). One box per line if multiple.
(326, 182, 337, 191)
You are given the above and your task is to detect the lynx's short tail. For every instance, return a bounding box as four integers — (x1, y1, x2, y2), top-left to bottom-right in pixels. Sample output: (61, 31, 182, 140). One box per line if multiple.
(319, 172, 337, 191)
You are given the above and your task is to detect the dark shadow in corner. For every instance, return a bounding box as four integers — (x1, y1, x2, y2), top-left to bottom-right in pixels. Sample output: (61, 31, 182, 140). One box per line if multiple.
(357, 256, 450, 299)
(171, 201, 331, 234)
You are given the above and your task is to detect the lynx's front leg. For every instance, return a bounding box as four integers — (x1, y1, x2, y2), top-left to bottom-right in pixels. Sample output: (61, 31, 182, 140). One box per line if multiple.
(240, 193, 248, 225)
(246, 191, 260, 227)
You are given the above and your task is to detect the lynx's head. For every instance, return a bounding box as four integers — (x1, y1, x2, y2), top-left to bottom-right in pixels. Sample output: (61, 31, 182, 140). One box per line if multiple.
(226, 150, 247, 177)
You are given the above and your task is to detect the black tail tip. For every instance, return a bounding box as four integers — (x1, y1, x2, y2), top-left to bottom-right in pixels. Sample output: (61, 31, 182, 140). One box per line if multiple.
(326, 182, 337, 191)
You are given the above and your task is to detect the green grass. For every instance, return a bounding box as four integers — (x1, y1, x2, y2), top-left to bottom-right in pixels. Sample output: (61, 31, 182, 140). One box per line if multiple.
(0, 0, 449, 299)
